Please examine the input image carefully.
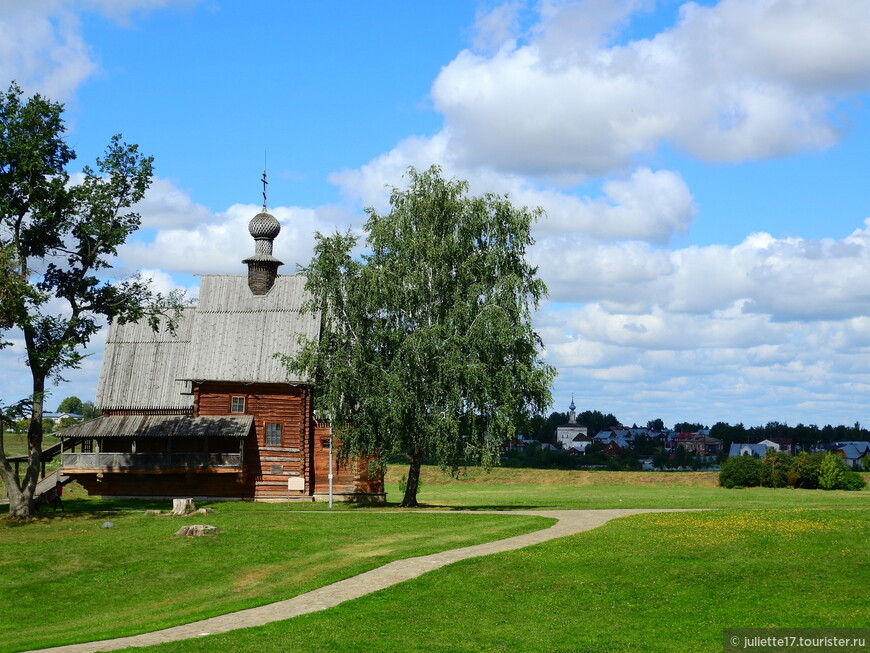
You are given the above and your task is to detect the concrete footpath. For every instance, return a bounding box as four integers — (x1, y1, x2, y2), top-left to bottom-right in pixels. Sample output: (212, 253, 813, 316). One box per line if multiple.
(34, 508, 691, 653)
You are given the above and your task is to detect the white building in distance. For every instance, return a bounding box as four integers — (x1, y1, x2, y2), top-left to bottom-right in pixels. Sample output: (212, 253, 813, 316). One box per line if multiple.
(555, 396, 588, 450)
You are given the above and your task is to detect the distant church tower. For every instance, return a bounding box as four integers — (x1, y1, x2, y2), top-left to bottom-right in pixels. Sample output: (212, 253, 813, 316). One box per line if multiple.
(567, 394, 577, 425)
(555, 394, 588, 450)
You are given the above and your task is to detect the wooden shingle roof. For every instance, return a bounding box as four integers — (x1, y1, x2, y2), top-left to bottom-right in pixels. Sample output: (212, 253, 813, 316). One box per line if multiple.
(96, 308, 195, 411)
(180, 275, 319, 384)
(96, 274, 320, 411)
(56, 414, 253, 439)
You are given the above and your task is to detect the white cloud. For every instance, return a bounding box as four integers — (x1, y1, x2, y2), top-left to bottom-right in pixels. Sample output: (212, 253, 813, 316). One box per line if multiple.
(0, 2, 96, 101)
(333, 147, 695, 244)
(329, 132, 454, 212)
(533, 237, 670, 307)
(471, 2, 524, 54)
(427, 0, 870, 178)
(535, 221, 870, 319)
(712, 0, 870, 93)
(136, 268, 197, 298)
(535, 219, 870, 426)
(121, 200, 335, 276)
(0, 0, 195, 100)
(133, 177, 213, 229)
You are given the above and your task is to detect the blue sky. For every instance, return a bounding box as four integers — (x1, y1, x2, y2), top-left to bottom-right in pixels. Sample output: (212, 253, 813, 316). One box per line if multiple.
(3, 0, 870, 430)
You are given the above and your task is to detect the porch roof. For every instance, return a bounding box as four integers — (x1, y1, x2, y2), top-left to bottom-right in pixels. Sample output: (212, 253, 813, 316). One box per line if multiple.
(55, 415, 254, 439)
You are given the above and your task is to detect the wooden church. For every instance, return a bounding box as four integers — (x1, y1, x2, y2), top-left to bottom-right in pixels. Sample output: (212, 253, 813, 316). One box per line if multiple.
(57, 207, 384, 502)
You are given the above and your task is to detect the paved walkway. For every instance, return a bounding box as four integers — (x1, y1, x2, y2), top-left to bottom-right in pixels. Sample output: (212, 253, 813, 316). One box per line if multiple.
(35, 508, 692, 652)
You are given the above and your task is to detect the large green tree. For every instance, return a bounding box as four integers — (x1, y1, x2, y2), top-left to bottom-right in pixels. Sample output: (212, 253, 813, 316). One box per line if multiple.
(0, 83, 181, 519)
(287, 166, 555, 507)
(57, 396, 83, 414)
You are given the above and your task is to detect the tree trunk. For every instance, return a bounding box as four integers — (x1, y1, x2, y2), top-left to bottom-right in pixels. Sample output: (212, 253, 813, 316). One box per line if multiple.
(400, 448, 423, 508)
(172, 498, 196, 515)
(2, 373, 45, 520)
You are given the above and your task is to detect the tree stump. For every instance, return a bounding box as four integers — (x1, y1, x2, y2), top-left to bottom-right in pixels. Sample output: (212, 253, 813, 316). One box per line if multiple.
(171, 498, 196, 516)
(174, 525, 218, 537)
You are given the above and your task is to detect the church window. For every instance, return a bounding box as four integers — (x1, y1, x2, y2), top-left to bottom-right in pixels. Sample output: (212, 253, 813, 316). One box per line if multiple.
(266, 423, 282, 445)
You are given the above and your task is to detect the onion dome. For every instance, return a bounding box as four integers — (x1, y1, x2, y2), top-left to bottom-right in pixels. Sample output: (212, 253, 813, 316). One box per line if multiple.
(248, 211, 281, 240)
(243, 209, 283, 295)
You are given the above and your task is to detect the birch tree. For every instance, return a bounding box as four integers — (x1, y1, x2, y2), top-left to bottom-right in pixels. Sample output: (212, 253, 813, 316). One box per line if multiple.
(288, 166, 555, 506)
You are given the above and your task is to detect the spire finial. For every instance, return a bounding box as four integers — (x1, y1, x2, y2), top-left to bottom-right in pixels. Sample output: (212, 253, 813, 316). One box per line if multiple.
(261, 168, 268, 212)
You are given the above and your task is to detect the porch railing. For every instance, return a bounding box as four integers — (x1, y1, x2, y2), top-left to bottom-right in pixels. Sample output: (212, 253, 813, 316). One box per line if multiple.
(61, 452, 242, 471)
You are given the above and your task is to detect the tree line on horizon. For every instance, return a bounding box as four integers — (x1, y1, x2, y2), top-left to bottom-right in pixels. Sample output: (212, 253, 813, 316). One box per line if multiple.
(525, 411, 869, 447)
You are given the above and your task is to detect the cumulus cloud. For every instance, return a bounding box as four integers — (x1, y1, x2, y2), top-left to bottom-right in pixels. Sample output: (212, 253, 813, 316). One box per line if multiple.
(120, 200, 335, 276)
(329, 132, 455, 212)
(537, 221, 870, 317)
(0, 0, 195, 99)
(331, 0, 867, 251)
(471, 2, 524, 54)
(546, 306, 870, 427)
(429, 0, 870, 177)
(332, 144, 695, 244)
(135, 268, 198, 299)
(530, 167, 695, 241)
(132, 177, 213, 229)
(536, 220, 870, 426)
(533, 237, 670, 307)
(0, 2, 96, 101)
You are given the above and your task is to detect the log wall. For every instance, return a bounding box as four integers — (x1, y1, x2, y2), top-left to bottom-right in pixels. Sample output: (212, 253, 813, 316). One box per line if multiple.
(312, 424, 385, 497)
(73, 383, 384, 501)
(195, 382, 308, 499)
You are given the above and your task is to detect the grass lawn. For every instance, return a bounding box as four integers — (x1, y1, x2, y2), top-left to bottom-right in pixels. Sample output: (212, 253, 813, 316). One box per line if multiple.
(0, 507, 551, 651)
(0, 431, 63, 458)
(385, 465, 870, 510)
(143, 508, 870, 653)
(0, 431, 64, 498)
(2, 465, 868, 651)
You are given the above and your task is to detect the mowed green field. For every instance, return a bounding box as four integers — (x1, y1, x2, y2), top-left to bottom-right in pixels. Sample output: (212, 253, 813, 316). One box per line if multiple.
(0, 508, 551, 651)
(145, 508, 869, 653)
(2, 466, 868, 652)
(385, 465, 870, 510)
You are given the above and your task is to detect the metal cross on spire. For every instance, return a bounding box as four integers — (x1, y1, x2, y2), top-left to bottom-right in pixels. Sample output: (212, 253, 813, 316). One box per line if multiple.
(261, 169, 268, 211)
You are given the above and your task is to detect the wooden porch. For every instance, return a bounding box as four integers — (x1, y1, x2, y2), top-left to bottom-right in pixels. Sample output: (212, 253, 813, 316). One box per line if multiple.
(61, 452, 242, 473)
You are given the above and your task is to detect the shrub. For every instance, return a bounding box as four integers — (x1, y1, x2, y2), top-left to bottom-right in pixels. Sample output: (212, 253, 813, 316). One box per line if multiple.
(759, 450, 791, 488)
(842, 471, 867, 491)
(605, 457, 623, 471)
(721, 449, 865, 491)
(719, 455, 762, 488)
(818, 453, 847, 490)
(790, 451, 824, 489)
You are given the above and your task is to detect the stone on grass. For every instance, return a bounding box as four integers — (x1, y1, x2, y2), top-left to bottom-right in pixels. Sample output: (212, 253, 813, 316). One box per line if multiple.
(174, 524, 218, 537)
(101, 522, 115, 528)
